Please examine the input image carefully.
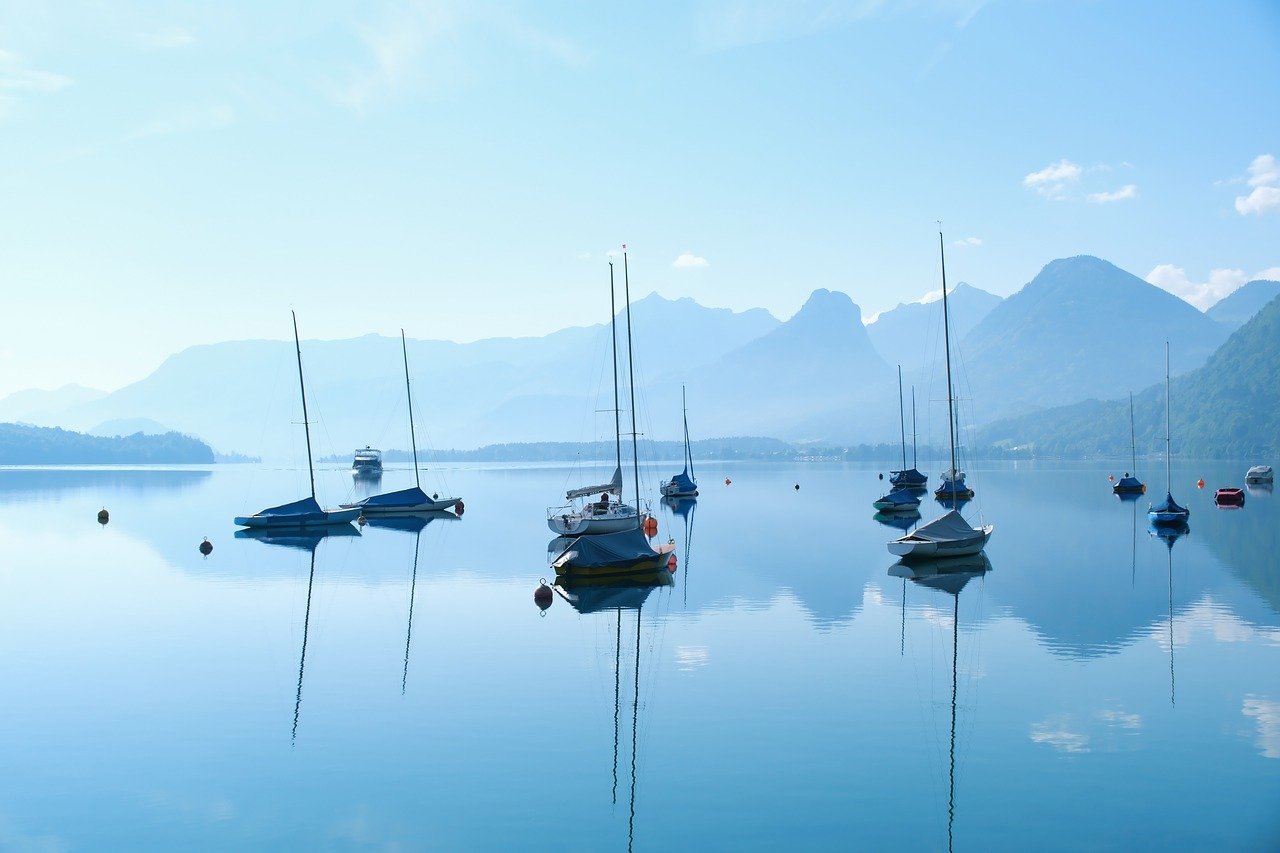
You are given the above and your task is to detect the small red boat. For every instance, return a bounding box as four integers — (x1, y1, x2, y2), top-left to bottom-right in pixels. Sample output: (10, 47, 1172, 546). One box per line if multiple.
(1214, 487, 1245, 507)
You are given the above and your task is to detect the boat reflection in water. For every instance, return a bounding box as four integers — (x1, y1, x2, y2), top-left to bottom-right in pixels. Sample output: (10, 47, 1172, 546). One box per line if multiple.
(363, 511, 458, 693)
(873, 510, 920, 533)
(662, 496, 696, 608)
(236, 525, 359, 745)
(554, 569, 672, 853)
(1149, 521, 1189, 706)
(889, 553, 991, 853)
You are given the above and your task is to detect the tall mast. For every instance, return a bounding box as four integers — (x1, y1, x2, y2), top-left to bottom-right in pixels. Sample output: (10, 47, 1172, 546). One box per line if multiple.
(401, 330, 420, 488)
(1129, 392, 1136, 474)
(682, 385, 693, 475)
(897, 364, 907, 471)
(610, 263, 622, 475)
(1164, 342, 1171, 493)
(911, 385, 919, 469)
(292, 311, 316, 499)
(939, 230, 957, 480)
(623, 247, 641, 524)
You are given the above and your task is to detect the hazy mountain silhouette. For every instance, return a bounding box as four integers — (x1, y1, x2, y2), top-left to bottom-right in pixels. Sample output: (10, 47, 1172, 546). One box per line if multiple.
(90, 417, 174, 437)
(980, 292, 1280, 458)
(956, 256, 1229, 422)
(1206, 279, 1280, 330)
(0, 383, 106, 423)
(865, 283, 1002, 372)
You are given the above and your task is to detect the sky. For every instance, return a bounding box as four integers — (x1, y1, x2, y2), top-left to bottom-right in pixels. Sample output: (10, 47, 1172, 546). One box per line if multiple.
(1, 0, 1278, 398)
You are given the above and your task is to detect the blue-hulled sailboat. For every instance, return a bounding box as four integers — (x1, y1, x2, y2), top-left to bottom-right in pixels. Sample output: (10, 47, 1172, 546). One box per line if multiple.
(1113, 392, 1145, 495)
(1149, 343, 1190, 527)
(876, 365, 924, 512)
(661, 385, 698, 498)
(235, 313, 361, 530)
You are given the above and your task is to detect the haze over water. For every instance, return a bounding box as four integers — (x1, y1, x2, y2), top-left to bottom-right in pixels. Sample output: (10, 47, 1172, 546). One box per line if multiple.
(0, 459, 1276, 849)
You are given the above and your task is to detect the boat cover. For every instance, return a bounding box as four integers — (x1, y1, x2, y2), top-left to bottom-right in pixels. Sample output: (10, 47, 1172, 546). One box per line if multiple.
(889, 467, 927, 485)
(876, 490, 920, 508)
(1150, 492, 1188, 514)
(358, 486, 434, 509)
(257, 496, 325, 517)
(904, 510, 981, 544)
(566, 466, 623, 500)
(1113, 476, 1144, 491)
(666, 468, 697, 493)
(554, 526, 660, 570)
(1246, 465, 1273, 479)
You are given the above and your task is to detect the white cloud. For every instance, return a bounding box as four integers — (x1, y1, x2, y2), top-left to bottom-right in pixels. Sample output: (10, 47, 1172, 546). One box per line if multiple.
(1030, 715, 1090, 753)
(0, 49, 72, 118)
(1235, 154, 1280, 215)
(138, 27, 196, 49)
(675, 645, 709, 671)
(1023, 159, 1082, 199)
(1095, 709, 1142, 731)
(1146, 263, 1280, 310)
(1088, 184, 1138, 204)
(1242, 696, 1280, 759)
(952, 236, 982, 248)
(673, 251, 709, 269)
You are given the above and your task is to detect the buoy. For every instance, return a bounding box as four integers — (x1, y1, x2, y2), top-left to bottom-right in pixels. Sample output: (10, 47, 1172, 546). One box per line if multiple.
(97, 508, 109, 525)
(199, 538, 213, 556)
(357, 514, 367, 527)
(644, 517, 658, 536)
(433, 492, 439, 499)
(724, 478, 731, 486)
(1109, 474, 1115, 481)
(794, 483, 800, 490)
(879, 473, 884, 481)
(455, 499, 465, 515)
(1197, 479, 1205, 489)
(667, 554, 678, 572)
(534, 579, 553, 611)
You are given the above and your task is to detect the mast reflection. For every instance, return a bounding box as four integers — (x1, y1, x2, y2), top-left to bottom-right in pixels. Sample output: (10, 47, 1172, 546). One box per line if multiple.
(1149, 521, 1188, 706)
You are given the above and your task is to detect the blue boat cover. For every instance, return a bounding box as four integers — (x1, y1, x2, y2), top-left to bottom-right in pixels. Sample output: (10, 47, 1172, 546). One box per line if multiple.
(1114, 476, 1144, 491)
(667, 468, 697, 493)
(890, 467, 927, 485)
(555, 527, 661, 570)
(876, 490, 920, 508)
(258, 496, 324, 517)
(359, 486, 432, 509)
(1149, 492, 1188, 515)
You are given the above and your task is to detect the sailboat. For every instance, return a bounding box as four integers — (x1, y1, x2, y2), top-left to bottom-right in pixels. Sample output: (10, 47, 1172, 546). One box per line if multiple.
(1148, 343, 1190, 527)
(550, 248, 674, 577)
(660, 386, 698, 497)
(548, 260, 642, 536)
(888, 232, 991, 560)
(342, 331, 461, 515)
(235, 313, 362, 529)
(875, 365, 923, 512)
(890, 377, 927, 489)
(1112, 392, 1145, 495)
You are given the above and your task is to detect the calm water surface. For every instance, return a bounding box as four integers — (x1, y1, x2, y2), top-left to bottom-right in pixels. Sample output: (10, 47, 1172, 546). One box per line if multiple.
(0, 460, 1277, 850)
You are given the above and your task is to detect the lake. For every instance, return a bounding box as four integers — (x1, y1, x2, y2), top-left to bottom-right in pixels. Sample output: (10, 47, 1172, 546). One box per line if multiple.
(0, 459, 1276, 850)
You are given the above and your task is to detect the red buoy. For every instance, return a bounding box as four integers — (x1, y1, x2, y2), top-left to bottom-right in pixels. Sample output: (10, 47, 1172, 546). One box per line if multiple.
(534, 579, 553, 611)
(667, 554, 678, 572)
(1108, 474, 1115, 481)
(644, 517, 658, 536)
(724, 478, 731, 486)
(1196, 479, 1205, 489)
(455, 499, 465, 515)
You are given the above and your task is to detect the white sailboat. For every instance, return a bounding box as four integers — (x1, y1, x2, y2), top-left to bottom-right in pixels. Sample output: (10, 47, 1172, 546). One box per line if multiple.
(343, 330, 461, 515)
(888, 231, 992, 560)
(548, 259, 643, 536)
(235, 313, 361, 529)
(660, 385, 698, 497)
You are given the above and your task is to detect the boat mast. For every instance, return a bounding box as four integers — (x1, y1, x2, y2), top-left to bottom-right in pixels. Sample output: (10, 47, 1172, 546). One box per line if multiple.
(1129, 391, 1136, 475)
(1163, 342, 1171, 495)
(292, 311, 316, 500)
(911, 385, 919, 469)
(897, 365, 907, 471)
(623, 247, 641, 525)
(939, 229, 957, 480)
(401, 330, 420, 489)
(682, 384, 693, 476)
(610, 263, 623, 477)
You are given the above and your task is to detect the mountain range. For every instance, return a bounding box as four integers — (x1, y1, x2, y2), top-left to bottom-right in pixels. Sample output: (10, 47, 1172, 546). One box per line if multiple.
(1, 257, 1274, 458)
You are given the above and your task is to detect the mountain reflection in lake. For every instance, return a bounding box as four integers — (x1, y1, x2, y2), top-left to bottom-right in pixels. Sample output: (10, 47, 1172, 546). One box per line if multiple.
(0, 459, 1276, 849)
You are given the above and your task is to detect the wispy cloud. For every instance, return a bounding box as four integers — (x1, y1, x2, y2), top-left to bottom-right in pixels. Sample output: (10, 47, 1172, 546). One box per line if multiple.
(1235, 154, 1280, 216)
(1088, 184, 1138, 204)
(673, 250, 709, 269)
(1030, 715, 1090, 753)
(138, 27, 196, 49)
(1146, 263, 1280, 310)
(952, 236, 982, 248)
(675, 645, 710, 671)
(127, 104, 235, 140)
(0, 49, 72, 118)
(695, 1, 988, 51)
(1243, 696, 1280, 759)
(1023, 159, 1082, 200)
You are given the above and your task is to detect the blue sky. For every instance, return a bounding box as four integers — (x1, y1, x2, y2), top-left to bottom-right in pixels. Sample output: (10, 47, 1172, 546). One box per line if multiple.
(1, 0, 1277, 397)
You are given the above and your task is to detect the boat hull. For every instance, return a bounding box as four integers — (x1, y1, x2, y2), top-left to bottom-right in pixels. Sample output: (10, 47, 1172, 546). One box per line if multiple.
(547, 505, 641, 536)
(888, 525, 993, 560)
(342, 497, 459, 515)
(1148, 510, 1190, 526)
(660, 483, 698, 498)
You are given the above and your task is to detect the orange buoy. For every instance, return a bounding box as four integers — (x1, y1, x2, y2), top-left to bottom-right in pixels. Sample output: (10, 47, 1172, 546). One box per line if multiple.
(667, 554, 678, 572)
(644, 517, 658, 536)
(455, 499, 465, 515)
(199, 538, 213, 556)
(1108, 474, 1115, 481)
(725, 478, 731, 486)
(534, 579, 553, 611)
(1196, 479, 1205, 489)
